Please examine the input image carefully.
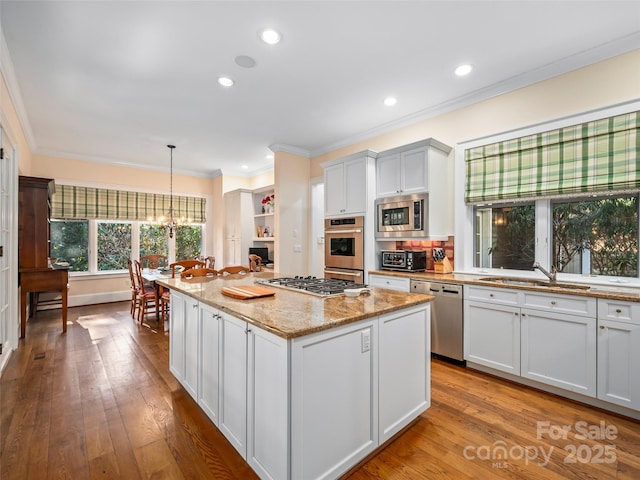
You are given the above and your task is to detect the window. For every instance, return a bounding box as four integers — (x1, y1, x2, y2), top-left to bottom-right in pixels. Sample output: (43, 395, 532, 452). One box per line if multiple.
(50, 220, 89, 272)
(176, 225, 202, 260)
(474, 204, 535, 270)
(140, 224, 168, 259)
(97, 221, 132, 271)
(552, 194, 638, 277)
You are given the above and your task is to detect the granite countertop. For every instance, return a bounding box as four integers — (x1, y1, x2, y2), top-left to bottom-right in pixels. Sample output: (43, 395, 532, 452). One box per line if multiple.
(369, 270, 640, 303)
(156, 271, 433, 339)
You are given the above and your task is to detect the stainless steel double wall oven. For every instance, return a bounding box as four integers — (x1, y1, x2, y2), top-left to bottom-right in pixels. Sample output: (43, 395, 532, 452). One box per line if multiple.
(324, 216, 364, 282)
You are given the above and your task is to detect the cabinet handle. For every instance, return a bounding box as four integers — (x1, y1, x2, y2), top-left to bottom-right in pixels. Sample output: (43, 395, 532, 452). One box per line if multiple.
(521, 313, 526, 317)
(489, 293, 494, 298)
(550, 301, 557, 305)
(600, 325, 606, 330)
(514, 312, 519, 316)
(615, 308, 622, 314)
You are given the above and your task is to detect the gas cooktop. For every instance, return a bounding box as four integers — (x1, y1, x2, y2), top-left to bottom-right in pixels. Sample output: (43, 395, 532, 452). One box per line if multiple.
(257, 276, 367, 297)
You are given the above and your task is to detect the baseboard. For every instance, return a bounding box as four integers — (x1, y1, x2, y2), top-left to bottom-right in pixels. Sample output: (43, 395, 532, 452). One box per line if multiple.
(36, 290, 130, 310)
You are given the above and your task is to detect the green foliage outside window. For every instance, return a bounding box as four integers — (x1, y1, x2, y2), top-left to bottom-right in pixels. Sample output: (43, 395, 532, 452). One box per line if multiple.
(140, 224, 168, 258)
(97, 222, 132, 271)
(553, 196, 638, 277)
(176, 225, 202, 261)
(50, 220, 89, 271)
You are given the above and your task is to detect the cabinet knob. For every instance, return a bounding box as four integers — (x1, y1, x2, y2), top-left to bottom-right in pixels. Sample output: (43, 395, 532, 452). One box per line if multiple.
(615, 308, 622, 314)
(600, 325, 606, 330)
(489, 293, 494, 297)
(521, 313, 526, 317)
(514, 312, 519, 316)
(550, 300, 557, 305)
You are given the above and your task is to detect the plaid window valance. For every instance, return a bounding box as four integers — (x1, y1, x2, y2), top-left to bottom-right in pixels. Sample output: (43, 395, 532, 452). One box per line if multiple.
(51, 185, 206, 223)
(465, 111, 640, 204)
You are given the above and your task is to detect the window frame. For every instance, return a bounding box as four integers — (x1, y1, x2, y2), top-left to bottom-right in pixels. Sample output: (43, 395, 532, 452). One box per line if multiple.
(455, 100, 640, 287)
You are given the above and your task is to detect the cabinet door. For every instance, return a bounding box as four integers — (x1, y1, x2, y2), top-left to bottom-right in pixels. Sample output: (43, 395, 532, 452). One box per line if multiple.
(400, 147, 427, 194)
(291, 320, 378, 480)
(324, 162, 345, 216)
(521, 309, 596, 396)
(464, 300, 520, 375)
(597, 319, 640, 410)
(379, 305, 430, 443)
(169, 292, 186, 382)
(343, 157, 367, 215)
(183, 295, 200, 399)
(376, 153, 402, 196)
(247, 326, 289, 480)
(199, 304, 221, 425)
(219, 312, 248, 458)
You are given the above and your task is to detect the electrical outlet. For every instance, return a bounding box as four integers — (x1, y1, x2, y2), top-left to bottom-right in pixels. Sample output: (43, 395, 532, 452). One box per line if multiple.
(361, 330, 370, 353)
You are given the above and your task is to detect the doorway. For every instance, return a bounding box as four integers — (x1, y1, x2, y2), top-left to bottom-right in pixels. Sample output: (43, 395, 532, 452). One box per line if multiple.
(309, 178, 324, 278)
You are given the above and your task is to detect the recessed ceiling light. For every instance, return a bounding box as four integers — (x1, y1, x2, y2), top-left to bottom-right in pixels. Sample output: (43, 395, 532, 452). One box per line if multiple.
(384, 97, 397, 106)
(266, 154, 274, 160)
(260, 28, 282, 45)
(218, 76, 235, 87)
(455, 64, 473, 76)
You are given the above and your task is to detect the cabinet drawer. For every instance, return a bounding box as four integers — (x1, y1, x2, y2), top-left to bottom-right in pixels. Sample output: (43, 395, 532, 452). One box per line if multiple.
(464, 285, 520, 306)
(522, 291, 596, 317)
(598, 299, 640, 325)
(368, 274, 410, 292)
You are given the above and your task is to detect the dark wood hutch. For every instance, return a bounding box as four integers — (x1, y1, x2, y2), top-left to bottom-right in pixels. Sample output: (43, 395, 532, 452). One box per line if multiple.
(18, 176, 68, 338)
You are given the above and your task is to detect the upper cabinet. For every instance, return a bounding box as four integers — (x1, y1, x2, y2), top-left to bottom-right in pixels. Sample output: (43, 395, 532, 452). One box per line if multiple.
(376, 138, 452, 198)
(322, 150, 376, 218)
(18, 176, 55, 270)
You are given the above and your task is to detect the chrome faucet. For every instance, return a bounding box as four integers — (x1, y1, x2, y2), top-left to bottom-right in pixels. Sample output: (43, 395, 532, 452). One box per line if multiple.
(532, 262, 557, 283)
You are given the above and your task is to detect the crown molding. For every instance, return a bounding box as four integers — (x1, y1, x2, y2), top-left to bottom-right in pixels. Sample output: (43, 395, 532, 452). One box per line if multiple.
(0, 28, 37, 150)
(311, 32, 640, 158)
(268, 143, 311, 158)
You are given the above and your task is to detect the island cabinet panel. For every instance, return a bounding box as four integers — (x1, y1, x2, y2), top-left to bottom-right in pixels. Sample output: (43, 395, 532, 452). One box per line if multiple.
(597, 299, 640, 410)
(521, 308, 596, 396)
(379, 304, 430, 443)
(247, 326, 289, 480)
(199, 304, 221, 425)
(291, 319, 378, 480)
(183, 295, 200, 399)
(169, 292, 187, 382)
(219, 312, 248, 457)
(464, 299, 521, 375)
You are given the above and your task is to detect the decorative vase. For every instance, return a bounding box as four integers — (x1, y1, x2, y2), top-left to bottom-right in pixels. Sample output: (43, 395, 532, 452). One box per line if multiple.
(266, 204, 274, 214)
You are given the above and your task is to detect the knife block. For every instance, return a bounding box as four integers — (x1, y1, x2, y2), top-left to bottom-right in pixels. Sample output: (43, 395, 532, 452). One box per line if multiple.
(434, 257, 452, 274)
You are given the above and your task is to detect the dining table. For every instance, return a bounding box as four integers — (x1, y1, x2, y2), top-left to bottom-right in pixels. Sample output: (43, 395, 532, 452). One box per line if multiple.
(140, 268, 174, 321)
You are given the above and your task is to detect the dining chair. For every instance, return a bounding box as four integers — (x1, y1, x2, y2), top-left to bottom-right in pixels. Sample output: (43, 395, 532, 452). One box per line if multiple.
(181, 267, 219, 279)
(248, 254, 263, 272)
(170, 259, 205, 278)
(133, 259, 158, 323)
(140, 254, 168, 269)
(218, 265, 249, 275)
(127, 259, 139, 317)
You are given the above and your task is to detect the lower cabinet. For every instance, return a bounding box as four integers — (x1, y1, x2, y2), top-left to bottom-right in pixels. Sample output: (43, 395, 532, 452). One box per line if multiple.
(291, 319, 378, 480)
(368, 273, 410, 292)
(597, 299, 640, 410)
(521, 308, 596, 396)
(170, 295, 430, 480)
(464, 299, 521, 375)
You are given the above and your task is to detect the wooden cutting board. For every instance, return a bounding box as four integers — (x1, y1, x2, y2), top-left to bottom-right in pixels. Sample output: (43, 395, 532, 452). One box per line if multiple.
(221, 285, 276, 299)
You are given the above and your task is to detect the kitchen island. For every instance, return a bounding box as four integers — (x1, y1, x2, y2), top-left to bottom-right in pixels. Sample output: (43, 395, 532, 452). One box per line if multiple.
(156, 271, 433, 480)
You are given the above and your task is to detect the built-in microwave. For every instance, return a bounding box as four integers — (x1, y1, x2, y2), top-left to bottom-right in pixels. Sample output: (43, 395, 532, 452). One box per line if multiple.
(375, 193, 428, 238)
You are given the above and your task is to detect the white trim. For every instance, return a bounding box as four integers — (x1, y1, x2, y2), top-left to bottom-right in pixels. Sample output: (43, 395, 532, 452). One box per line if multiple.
(38, 290, 130, 309)
(268, 143, 311, 158)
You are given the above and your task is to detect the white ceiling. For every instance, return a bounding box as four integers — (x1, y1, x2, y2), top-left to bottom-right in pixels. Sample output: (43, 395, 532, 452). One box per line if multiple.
(1, 1, 639, 178)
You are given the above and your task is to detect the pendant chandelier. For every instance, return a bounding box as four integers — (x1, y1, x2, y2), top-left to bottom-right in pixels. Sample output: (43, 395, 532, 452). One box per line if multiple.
(157, 144, 189, 238)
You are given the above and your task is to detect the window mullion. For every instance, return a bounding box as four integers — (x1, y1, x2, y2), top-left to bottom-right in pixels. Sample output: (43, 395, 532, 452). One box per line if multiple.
(89, 220, 98, 273)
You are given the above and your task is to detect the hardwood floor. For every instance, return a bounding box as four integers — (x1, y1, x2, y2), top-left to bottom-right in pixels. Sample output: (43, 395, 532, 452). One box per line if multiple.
(1, 302, 638, 479)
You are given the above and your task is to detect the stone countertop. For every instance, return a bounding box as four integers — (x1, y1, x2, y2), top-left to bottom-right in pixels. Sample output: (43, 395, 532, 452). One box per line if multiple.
(369, 270, 640, 303)
(156, 271, 433, 340)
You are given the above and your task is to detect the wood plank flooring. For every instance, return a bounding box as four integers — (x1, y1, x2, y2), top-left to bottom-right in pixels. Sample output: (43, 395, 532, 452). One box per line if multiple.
(1, 302, 638, 479)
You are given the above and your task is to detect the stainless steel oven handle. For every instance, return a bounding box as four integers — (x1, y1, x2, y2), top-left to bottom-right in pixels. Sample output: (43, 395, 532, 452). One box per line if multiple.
(324, 229, 362, 234)
(324, 269, 363, 277)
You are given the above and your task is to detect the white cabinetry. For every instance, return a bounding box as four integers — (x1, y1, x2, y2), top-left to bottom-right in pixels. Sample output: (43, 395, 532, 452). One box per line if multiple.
(368, 273, 410, 292)
(219, 312, 248, 457)
(198, 304, 221, 425)
(322, 151, 375, 217)
(597, 299, 640, 410)
(521, 292, 597, 396)
(169, 291, 186, 382)
(169, 291, 199, 398)
(464, 299, 521, 375)
(378, 304, 430, 443)
(224, 189, 254, 266)
(291, 319, 378, 480)
(247, 323, 289, 480)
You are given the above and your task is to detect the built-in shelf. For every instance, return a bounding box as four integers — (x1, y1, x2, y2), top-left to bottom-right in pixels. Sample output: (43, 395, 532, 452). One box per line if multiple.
(253, 237, 275, 242)
(254, 213, 274, 219)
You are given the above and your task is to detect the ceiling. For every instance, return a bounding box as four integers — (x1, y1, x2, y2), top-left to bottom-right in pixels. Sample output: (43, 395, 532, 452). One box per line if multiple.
(1, 1, 638, 178)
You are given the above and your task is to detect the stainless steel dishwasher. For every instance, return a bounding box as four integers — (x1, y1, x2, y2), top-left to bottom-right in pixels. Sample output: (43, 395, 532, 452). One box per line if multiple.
(411, 279, 464, 362)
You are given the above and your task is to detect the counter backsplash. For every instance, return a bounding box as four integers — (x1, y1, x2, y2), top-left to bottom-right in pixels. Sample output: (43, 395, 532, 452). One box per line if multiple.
(396, 236, 454, 272)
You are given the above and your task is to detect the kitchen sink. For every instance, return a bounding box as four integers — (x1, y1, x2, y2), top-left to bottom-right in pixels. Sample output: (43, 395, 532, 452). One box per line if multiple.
(479, 277, 591, 290)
